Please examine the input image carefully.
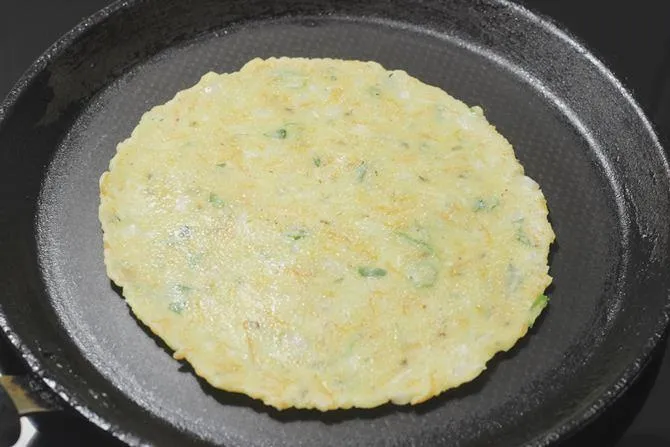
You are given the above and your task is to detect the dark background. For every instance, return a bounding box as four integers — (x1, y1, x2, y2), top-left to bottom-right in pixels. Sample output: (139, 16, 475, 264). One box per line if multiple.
(0, 1, 669, 446)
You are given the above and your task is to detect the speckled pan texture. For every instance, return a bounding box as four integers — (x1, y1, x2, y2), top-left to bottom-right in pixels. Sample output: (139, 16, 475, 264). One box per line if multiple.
(0, 0, 668, 446)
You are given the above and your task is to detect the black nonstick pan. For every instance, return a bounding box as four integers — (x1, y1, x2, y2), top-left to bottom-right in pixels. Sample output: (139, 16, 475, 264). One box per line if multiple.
(0, 0, 669, 446)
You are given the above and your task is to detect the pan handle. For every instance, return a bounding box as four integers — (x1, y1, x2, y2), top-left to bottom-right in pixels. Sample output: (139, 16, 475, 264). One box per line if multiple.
(0, 375, 59, 446)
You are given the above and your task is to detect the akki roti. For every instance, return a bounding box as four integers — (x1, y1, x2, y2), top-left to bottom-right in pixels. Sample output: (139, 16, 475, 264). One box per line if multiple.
(99, 57, 554, 410)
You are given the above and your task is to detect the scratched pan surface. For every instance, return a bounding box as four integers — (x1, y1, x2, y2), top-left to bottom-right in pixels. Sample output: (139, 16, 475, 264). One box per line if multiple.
(0, 0, 669, 446)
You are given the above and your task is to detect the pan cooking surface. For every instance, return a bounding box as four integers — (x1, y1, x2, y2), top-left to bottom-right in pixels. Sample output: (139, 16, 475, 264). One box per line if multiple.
(0, 0, 665, 446)
(37, 16, 625, 446)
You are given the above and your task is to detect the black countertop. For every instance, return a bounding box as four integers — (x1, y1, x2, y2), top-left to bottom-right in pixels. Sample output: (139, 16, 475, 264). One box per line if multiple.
(1, 1, 669, 446)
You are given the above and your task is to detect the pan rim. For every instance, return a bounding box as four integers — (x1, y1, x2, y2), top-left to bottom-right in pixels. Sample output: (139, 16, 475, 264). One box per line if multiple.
(0, 1, 148, 443)
(490, 2, 670, 443)
(0, 0, 668, 446)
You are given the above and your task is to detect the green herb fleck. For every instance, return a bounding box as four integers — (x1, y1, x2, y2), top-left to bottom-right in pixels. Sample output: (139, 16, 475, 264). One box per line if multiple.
(396, 232, 434, 255)
(474, 197, 500, 212)
(209, 193, 226, 208)
(529, 294, 549, 327)
(532, 294, 549, 311)
(418, 175, 429, 182)
(285, 228, 308, 240)
(513, 217, 533, 246)
(176, 284, 192, 294)
(169, 300, 186, 314)
(216, 162, 227, 168)
(406, 261, 438, 288)
(356, 161, 368, 182)
(358, 266, 387, 278)
(516, 228, 532, 246)
(264, 128, 287, 139)
(313, 157, 322, 167)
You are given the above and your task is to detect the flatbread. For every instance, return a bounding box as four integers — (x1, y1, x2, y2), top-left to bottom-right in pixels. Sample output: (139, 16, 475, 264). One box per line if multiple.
(99, 57, 554, 410)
